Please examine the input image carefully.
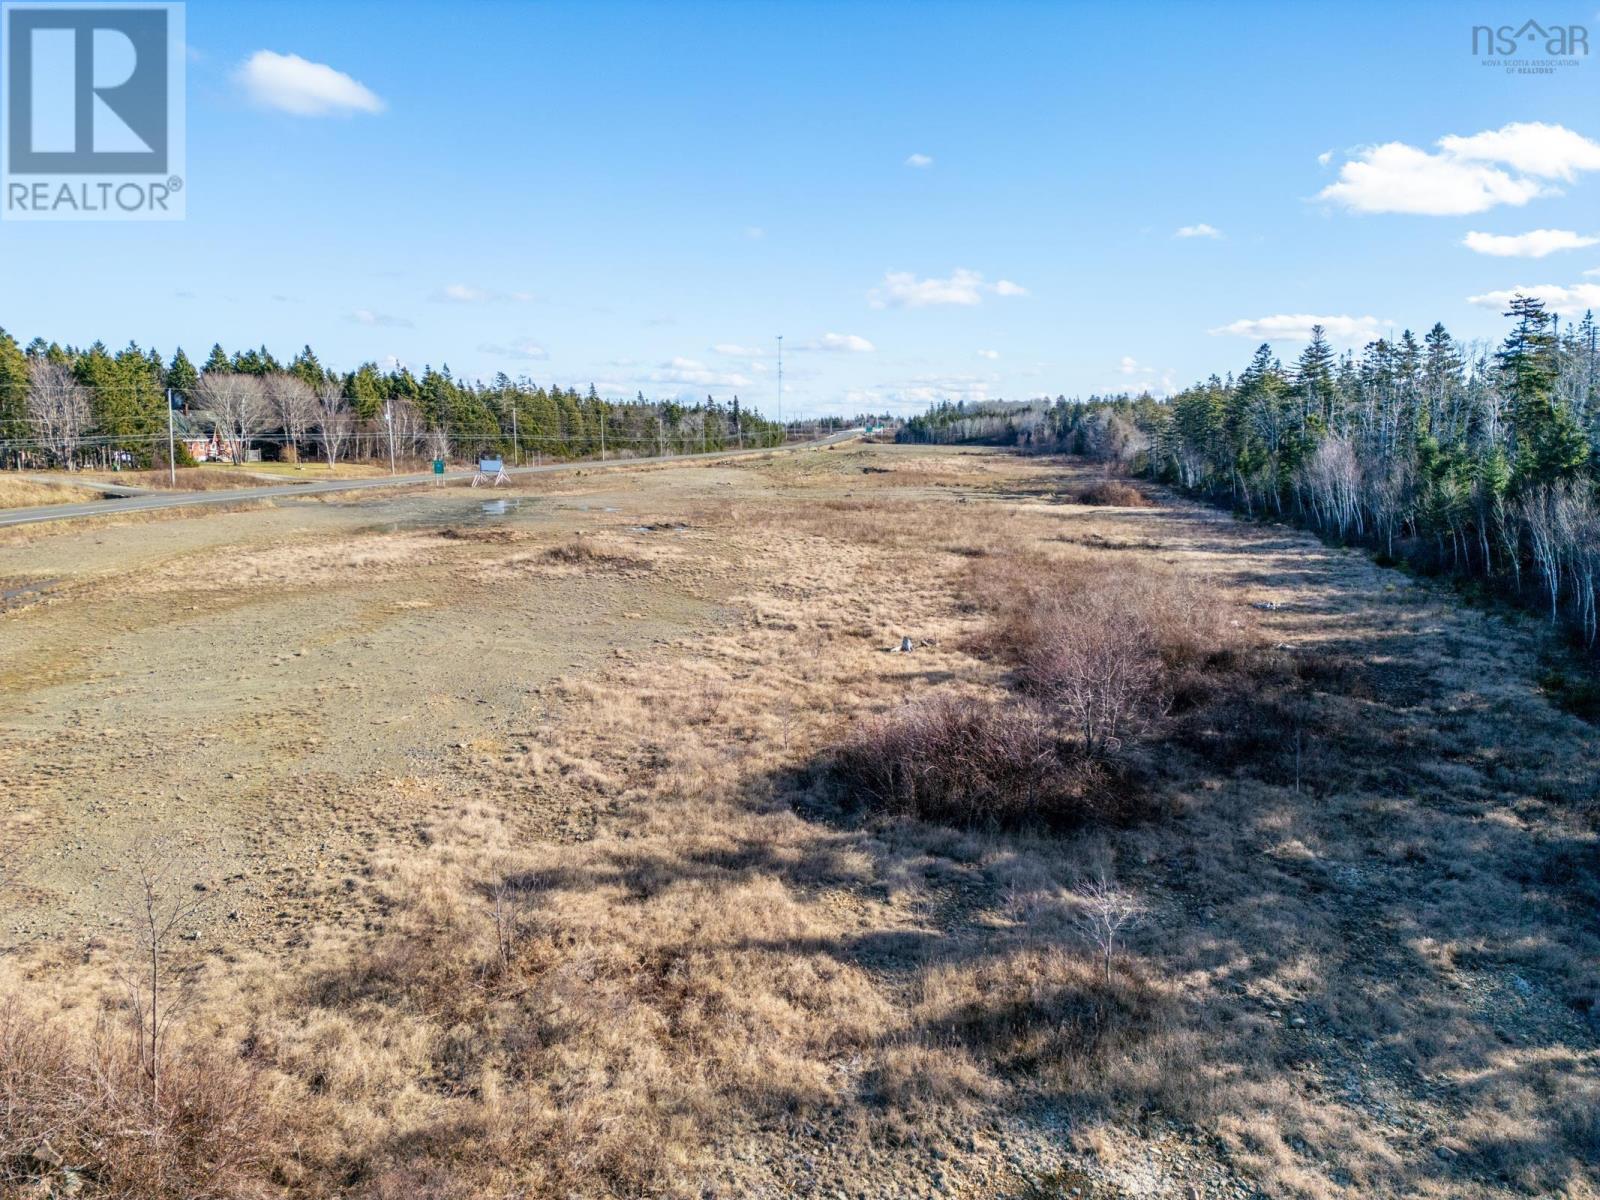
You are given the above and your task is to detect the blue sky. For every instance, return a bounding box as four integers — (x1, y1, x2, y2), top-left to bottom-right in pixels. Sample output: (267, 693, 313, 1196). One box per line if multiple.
(4, 0, 1600, 417)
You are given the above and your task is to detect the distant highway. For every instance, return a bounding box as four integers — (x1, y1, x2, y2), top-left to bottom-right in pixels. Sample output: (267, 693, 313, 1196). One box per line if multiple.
(0, 431, 863, 529)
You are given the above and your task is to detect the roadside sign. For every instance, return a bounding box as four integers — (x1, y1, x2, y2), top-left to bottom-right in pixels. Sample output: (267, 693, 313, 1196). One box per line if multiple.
(472, 457, 509, 487)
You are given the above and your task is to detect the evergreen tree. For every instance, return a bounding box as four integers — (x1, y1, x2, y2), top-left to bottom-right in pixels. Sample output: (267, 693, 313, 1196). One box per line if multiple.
(167, 347, 199, 400)
(0, 327, 28, 463)
(202, 343, 231, 374)
(1499, 296, 1587, 485)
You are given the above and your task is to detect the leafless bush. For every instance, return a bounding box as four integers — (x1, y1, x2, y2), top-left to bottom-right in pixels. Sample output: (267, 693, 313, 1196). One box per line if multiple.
(969, 553, 1233, 751)
(834, 695, 1149, 829)
(1072, 480, 1152, 507)
(0, 1003, 281, 1199)
(1020, 598, 1168, 756)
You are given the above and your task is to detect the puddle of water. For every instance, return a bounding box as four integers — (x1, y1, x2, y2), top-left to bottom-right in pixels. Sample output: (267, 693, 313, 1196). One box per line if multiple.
(0, 578, 61, 612)
(480, 499, 519, 517)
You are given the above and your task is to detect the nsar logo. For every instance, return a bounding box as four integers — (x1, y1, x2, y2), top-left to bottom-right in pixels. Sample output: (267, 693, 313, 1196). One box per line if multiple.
(1472, 19, 1589, 74)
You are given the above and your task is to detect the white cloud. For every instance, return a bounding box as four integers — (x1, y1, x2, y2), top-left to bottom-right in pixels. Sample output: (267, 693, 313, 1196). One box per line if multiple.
(1440, 123, 1600, 180)
(1319, 143, 1545, 215)
(1175, 223, 1223, 239)
(1317, 150, 1334, 167)
(1209, 314, 1385, 344)
(871, 269, 976, 307)
(1462, 229, 1599, 257)
(1114, 357, 1177, 396)
(713, 342, 770, 357)
(643, 357, 754, 388)
(235, 50, 384, 116)
(1466, 282, 1600, 316)
(842, 374, 998, 413)
(976, 349, 1000, 360)
(905, 153, 934, 168)
(799, 332, 875, 353)
(1318, 123, 1600, 216)
(348, 308, 411, 328)
(868, 270, 1029, 308)
(1585, 266, 1600, 277)
(743, 226, 766, 240)
(435, 283, 533, 304)
(477, 338, 547, 361)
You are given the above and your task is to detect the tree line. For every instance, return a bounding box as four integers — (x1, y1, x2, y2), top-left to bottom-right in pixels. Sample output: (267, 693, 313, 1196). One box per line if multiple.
(0, 332, 788, 470)
(901, 297, 1600, 650)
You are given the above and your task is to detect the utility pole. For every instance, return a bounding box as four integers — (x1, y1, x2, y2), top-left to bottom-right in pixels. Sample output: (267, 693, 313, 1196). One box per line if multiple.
(165, 388, 176, 486)
(600, 409, 607, 461)
(657, 416, 665, 458)
(511, 406, 520, 466)
(383, 399, 397, 475)
(776, 334, 784, 445)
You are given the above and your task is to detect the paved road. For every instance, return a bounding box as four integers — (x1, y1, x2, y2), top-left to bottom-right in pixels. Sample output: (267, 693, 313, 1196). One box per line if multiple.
(0, 432, 862, 529)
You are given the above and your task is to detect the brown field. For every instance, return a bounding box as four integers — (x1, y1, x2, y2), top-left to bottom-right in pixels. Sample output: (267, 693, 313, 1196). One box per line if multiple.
(100, 466, 283, 491)
(0, 476, 105, 509)
(1, 443, 1596, 1199)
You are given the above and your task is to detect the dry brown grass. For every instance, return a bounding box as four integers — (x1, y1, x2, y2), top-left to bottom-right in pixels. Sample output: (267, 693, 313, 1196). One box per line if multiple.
(80, 466, 279, 491)
(0, 475, 103, 509)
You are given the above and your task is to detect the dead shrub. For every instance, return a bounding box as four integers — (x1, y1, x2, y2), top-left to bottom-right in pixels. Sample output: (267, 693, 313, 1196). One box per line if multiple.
(0, 1003, 281, 1199)
(435, 526, 524, 544)
(1016, 600, 1168, 755)
(968, 555, 1233, 756)
(1072, 480, 1153, 508)
(540, 538, 649, 570)
(833, 696, 1152, 830)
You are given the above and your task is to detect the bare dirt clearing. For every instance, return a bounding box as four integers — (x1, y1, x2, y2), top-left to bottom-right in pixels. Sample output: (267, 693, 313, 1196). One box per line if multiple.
(2, 444, 1596, 1200)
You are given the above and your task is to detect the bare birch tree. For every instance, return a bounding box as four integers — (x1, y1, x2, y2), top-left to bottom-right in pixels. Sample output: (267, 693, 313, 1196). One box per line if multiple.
(315, 382, 352, 467)
(194, 372, 268, 465)
(263, 373, 317, 461)
(1075, 874, 1142, 982)
(26, 359, 90, 469)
